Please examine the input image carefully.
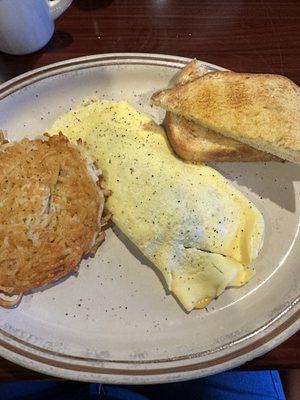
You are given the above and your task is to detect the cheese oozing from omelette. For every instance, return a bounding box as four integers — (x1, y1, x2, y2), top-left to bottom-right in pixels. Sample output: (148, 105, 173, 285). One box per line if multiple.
(49, 100, 264, 311)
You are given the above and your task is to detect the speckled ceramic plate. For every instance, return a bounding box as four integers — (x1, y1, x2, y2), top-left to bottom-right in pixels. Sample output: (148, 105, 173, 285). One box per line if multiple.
(0, 53, 299, 384)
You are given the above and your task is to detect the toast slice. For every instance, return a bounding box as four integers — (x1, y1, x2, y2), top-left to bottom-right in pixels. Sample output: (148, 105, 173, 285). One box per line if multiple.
(175, 59, 211, 85)
(153, 71, 300, 164)
(168, 60, 274, 162)
(166, 112, 276, 162)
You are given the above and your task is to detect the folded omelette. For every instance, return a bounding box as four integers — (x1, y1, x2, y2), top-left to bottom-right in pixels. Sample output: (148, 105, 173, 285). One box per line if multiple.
(49, 100, 264, 311)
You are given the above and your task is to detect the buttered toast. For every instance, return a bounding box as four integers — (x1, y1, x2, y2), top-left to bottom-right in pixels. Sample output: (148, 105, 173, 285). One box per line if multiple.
(165, 60, 277, 162)
(153, 69, 300, 164)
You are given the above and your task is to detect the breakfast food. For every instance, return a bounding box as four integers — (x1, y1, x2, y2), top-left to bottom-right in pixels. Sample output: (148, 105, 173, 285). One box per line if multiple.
(166, 112, 275, 162)
(152, 71, 300, 164)
(50, 100, 264, 311)
(0, 133, 105, 307)
(166, 60, 275, 162)
(175, 59, 209, 85)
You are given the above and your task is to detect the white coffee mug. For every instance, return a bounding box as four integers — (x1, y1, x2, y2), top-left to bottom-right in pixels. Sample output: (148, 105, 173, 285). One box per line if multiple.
(0, 0, 73, 55)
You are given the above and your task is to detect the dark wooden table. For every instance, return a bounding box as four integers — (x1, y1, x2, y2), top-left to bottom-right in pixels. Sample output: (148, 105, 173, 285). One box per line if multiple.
(0, 0, 299, 380)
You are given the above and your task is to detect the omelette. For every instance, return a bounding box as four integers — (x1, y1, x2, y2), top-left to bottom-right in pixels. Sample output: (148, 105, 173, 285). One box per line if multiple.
(49, 100, 264, 311)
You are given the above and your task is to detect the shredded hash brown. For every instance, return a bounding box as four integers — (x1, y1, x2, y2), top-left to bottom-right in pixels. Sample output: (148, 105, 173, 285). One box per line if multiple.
(0, 133, 105, 296)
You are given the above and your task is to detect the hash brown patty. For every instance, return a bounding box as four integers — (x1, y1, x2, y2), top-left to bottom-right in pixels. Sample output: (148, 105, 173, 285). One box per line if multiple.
(0, 133, 105, 296)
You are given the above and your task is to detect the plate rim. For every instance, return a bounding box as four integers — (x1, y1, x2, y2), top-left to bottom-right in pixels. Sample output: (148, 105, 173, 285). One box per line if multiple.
(0, 52, 299, 383)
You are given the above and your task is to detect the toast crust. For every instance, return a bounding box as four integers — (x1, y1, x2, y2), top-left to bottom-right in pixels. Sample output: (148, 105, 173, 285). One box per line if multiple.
(176, 59, 210, 85)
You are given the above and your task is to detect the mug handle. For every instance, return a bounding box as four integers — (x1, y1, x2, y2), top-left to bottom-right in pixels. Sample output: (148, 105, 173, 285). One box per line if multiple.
(48, 0, 73, 20)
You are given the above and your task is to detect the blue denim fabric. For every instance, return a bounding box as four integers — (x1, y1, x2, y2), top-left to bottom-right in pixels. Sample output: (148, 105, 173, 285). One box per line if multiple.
(0, 370, 285, 400)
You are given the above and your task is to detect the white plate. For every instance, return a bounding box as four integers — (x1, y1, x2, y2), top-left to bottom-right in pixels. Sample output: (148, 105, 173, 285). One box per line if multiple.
(0, 53, 299, 384)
